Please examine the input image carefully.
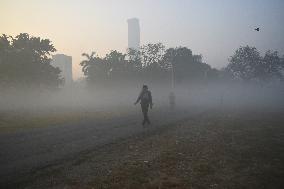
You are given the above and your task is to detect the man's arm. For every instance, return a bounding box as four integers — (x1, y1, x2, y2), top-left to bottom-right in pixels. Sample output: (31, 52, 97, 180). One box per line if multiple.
(134, 93, 141, 105)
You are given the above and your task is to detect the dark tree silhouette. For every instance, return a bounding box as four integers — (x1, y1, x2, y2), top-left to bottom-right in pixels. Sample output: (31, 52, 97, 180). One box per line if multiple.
(260, 51, 283, 81)
(140, 43, 165, 68)
(226, 46, 284, 83)
(0, 33, 62, 89)
(226, 46, 262, 81)
(81, 44, 219, 87)
(127, 48, 142, 70)
(80, 52, 108, 85)
(163, 47, 214, 84)
(105, 50, 127, 80)
(140, 43, 168, 83)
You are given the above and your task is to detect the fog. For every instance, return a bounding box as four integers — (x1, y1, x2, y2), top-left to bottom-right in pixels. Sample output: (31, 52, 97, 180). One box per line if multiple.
(1, 81, 283, 114)
(1, 35, 284, 189)
(1, 0, 284, 188)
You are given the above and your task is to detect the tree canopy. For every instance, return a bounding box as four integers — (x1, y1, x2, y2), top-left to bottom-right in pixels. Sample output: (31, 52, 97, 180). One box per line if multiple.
(81, 43, 218, 87)
(226, 46, 284, 83)
(0, 33, 62, 90)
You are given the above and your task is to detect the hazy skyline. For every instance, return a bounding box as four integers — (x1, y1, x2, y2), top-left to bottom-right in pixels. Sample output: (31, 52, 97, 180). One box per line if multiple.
(1, 0, 284, 80)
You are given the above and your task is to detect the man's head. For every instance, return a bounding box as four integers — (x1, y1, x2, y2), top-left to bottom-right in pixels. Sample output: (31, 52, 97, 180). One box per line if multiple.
(142, 85, 148, 91)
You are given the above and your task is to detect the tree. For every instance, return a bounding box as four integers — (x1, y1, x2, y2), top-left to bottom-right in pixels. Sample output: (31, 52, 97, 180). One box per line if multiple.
(140, 43, 165, 68)
(139, 43, 168, 83)
(163, 46, 212, 84)
(226, 46, 262, 81)
(104, 50, 127, 80)
(260, 50, 283, 81)
(81, 44, 219, 87)
(0, 33, 62, 89)
(226, 46, 284, 83)
(80, 52, 108, 85)
(127, 48, 142, 70)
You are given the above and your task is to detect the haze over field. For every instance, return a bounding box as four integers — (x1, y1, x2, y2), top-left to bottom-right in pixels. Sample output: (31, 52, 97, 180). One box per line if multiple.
(1, 1, 284, 188)
(1, 0, 284, 79)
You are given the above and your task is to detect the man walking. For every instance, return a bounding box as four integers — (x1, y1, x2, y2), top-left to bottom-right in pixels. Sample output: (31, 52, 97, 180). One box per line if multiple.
(134, 85, 153, 126)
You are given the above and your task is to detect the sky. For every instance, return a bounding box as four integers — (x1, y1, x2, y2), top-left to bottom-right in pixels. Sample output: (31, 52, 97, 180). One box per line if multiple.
(1, 0, 284, 80)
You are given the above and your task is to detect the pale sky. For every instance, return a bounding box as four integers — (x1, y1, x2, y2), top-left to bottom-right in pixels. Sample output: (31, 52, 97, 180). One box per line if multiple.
(1, 0, 284, 80)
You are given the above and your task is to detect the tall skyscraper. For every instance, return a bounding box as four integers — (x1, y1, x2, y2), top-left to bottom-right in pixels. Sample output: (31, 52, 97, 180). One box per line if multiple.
(127, 18, 140, 50)
(51, 54, 73, 86)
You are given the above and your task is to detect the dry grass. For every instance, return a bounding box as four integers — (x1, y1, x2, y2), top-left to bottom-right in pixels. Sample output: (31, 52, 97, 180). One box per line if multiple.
(0, 108, 134, 133)
(85, 110, 284, 189)
(9, 108, 284, 189)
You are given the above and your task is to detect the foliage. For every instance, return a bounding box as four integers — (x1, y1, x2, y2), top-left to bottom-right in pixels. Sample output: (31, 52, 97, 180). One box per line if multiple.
(140, 43, 165, 68)
(163, 47, 215, 84)
(80, 52, 107, 85)
(105, 50, 128, 80)
(81, 43, 219, 87)
(0, 33, 62, 89)
(261, 51, 284, 81)
(226, 46, 284, 82)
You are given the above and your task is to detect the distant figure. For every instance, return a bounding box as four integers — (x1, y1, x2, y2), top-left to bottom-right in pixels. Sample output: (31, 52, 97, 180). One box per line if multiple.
(255, 27, 260, 31)
(169, 92, 176, 110)
(134, 85, 153, 126)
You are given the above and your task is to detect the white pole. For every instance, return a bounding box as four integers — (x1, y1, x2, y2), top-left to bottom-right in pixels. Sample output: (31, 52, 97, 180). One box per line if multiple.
(171, 63, 174, 89)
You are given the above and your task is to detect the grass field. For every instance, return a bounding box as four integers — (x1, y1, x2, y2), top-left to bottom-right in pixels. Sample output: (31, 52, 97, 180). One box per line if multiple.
(16, 108, 284, 189)
(0, 108, 134, 133)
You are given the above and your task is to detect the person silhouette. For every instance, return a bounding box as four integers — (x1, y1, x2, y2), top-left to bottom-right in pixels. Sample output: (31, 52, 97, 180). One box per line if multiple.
(134, 85, 153, 126)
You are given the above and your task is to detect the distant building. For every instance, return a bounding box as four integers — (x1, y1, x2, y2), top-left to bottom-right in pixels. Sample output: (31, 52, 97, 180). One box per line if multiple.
(127, 18, 140, 50)
(51, 54, 73, 86)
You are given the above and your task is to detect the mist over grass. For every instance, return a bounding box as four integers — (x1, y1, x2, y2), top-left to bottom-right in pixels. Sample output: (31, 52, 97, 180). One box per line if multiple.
(1, 34, 283, 131)
(1, 80, 283, 114)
